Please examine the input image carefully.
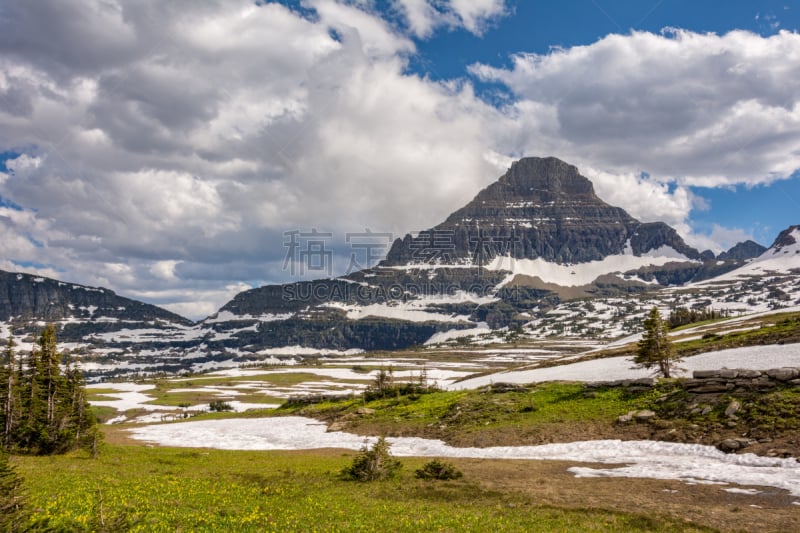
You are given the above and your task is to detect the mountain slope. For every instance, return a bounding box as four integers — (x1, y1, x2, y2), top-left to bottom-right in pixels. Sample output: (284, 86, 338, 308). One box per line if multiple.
(0, 270, 190, 325)
(0, 270, 202, 380)
(705, 225, 800, 282)
(207, 157, 759, 353)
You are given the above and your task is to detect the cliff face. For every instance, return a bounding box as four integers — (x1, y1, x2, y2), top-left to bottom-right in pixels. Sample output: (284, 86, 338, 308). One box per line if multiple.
(383, 157, 700, 266)
(0, 271, 190, 324)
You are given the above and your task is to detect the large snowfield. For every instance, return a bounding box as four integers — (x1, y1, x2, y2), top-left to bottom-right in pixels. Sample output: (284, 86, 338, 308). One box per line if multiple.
(128, 416, 800, 499)
(486, 244, 697, 287)
(450, 343, 800, 390)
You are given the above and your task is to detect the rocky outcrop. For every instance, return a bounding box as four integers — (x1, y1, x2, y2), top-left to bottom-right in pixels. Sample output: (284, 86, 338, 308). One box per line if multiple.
(0, 270, 190, 325)
(718, 240, 767, 261)
(598, 368, 800, 457)
(683, 368, 800, 393)
(589, 368, 800, 396)
(770, 225, 800, 253)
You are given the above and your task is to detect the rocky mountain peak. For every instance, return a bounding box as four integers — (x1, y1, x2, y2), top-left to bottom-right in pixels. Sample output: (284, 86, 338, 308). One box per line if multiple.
(478, 157, 595, 203)
(718, 240, 767, 261)
(768, 225, 800, 254)
(384, 156, 699, 266)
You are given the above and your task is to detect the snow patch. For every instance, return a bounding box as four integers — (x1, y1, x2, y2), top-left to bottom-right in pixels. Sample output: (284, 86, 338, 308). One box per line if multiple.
(127, 417, 800, 496)
(424, 323, 492, 344)
(324, 291, 495, 323)
(723, 487, 762, 495)
(451, 343, 800, 390)
(487, 246, 696, 287)
(256, 346, 364, 357)
(205, 311, 294, 324)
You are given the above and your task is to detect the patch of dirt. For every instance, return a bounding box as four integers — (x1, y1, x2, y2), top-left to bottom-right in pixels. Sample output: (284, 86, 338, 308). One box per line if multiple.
(335, 418, 654, 448)
(102, 424, 152, 446)
(458, 458, 800, 533)
(445, 419, 655, 448)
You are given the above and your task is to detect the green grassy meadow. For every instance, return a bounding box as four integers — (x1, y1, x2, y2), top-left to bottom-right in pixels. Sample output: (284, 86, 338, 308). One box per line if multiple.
(13, 445, 713, 532)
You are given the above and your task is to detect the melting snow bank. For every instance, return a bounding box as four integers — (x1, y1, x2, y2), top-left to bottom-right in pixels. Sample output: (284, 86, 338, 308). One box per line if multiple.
(128, 416, 800, 498)
(88, 382, 279, 423)
(450, 343, 800, 390)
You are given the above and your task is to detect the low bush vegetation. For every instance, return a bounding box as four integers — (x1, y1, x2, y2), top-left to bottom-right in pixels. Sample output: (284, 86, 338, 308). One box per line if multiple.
(414, 459, 463, 480)
(341, 436, 402, 481)
(209, 400, 234, 412)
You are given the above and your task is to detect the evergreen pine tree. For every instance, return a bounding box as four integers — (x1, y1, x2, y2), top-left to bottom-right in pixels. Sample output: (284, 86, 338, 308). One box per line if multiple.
(17, 338, 46, 452)
(0, 451, 26, 531)
(1, 325, 99, 455)
(65, 351, 96, 449)
(0, 336, 17, 448)
(634, 307, 681, 378)
(38, 325, 62, 430)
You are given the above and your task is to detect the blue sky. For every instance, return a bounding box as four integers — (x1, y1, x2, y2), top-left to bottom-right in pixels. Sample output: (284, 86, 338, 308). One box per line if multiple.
(1, 0, 799, 317)
(404, 0, 800, 247)
(414, 0, 798, 77)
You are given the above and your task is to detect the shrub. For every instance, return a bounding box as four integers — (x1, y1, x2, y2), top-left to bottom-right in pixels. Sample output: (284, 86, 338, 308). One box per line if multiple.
(414, 459, 463, 481)
(341, 437, 402, 482)
(209, 401, 233, 412)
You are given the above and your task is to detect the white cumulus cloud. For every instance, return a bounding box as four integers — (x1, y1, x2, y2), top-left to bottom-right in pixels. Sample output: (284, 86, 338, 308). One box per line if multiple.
(392, 0, 509, 37)
(0, 1, 798, 318)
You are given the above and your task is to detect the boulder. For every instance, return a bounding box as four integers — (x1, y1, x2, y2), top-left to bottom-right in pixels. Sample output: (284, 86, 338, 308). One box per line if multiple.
(489, 383, 530, 393)
(736, 369, 762, 379)
(717, 439, 741, 453)
(634, 410, 657, 422)
(328, 421, 347, 432)
(766, 367, 799, 381)
(692, 370, 721, 379)
(724, 399, 741, 418)
(616, 411, 635, 424)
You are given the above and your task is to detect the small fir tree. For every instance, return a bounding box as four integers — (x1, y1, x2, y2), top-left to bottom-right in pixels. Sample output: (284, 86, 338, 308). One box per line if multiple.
(341, 437, 402, 481)
(634, 307, 681, 378)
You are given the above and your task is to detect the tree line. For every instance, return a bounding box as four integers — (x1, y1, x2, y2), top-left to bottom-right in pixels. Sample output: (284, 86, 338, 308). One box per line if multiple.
(668, 306, 730, 329)
(0, 324, 97, 455)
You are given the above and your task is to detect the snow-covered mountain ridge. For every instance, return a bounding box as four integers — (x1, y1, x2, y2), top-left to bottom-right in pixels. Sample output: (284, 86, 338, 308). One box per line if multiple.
(0, 159, 797, 378)
(210, 157, 781, 350)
